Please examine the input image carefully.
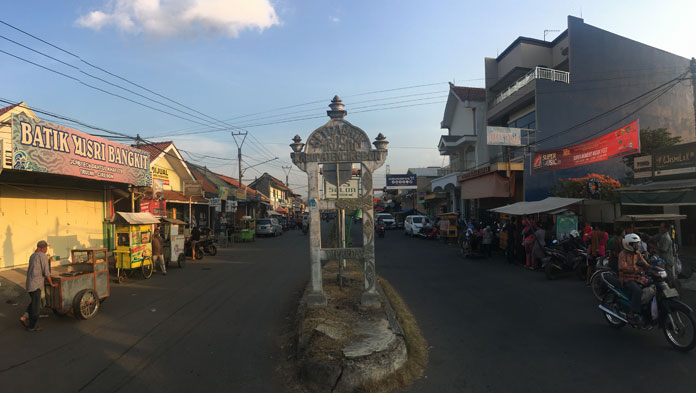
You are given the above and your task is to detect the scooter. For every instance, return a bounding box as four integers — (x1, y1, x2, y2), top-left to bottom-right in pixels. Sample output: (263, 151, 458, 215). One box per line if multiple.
(185, 237, 204, 260)
(598, 263, 696, 351)
(200, 237, 217, 256)
(377, 221, 386, 238)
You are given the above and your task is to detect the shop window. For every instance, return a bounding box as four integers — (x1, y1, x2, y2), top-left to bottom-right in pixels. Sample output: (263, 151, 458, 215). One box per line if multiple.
(117, 233, 129, 246)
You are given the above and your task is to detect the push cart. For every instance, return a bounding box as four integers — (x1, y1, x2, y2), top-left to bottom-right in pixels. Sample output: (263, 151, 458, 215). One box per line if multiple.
(113, 212, 160, 283)
(236, 216, 256, 242)
(438, 212, 459, 242)
(160, 217, 187, 268)
(45, 248, 109, 319)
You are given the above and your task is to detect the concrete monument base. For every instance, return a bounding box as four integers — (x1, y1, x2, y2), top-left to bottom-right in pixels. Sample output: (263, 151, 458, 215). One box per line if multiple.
(360, 291, 381, 309)
(306, 291, 327, 308)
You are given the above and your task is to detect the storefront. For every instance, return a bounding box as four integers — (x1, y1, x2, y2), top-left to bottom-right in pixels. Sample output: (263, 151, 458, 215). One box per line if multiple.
(0, 104, 150, 269)
(459, 162, 524, 221)
(136, 142, 209, 227)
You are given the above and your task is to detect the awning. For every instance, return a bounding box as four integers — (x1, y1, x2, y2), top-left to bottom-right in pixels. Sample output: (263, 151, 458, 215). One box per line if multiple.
(619, 179, 696, 206)
(615, 214, 687, 222)
(113, 212, 161, 225)
(162, 190, 209, 204)
(461, 173, 513, 200)
(275, 206, 288, 214)
(160, 217, 187, 225)
(490, 197, 583, 216)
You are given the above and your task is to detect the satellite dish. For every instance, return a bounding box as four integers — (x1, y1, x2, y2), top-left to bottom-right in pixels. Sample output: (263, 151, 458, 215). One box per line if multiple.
(323, 163, 353, 186)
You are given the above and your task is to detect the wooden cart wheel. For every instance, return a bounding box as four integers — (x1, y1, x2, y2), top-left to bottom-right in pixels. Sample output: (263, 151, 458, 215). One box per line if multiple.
(141, 258, 154, 279)
(117, 274, 125, 284)
(73, 289, 100, 320)
(165, 255, 171, 268)
(177, 253, 186, 268)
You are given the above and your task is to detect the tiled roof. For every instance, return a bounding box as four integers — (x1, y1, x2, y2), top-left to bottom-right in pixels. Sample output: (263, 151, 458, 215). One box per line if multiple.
(136, 141, 173, 161)
(0, 103, 19, 117)
(162, 190, 208, 204)
(215, 173, 270, 202)
(192, 171, 219, 194)
(450, 83, 486, 102)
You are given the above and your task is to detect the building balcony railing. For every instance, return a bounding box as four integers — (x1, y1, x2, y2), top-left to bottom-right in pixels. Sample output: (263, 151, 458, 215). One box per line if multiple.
(492, 66, 570, 107)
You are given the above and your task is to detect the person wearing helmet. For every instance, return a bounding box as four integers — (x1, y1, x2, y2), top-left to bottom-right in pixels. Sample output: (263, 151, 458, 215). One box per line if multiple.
(618, 233, 649, 322)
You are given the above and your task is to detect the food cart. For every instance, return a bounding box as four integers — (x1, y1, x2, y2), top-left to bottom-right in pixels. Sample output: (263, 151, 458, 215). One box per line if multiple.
(438, 212, 459, 242)
(45, 248, 109, 319)
(160, 217, 187, 268)
(113, 212, 160, 283)
(236, 216, 256, 242)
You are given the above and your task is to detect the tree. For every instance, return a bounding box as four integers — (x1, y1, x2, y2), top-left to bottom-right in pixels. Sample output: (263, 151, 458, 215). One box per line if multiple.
(623, 128, 681, 178)
(551, 173, 622, 202)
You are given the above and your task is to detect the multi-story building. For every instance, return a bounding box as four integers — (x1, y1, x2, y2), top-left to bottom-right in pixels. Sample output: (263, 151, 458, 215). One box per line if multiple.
(248, 172, 295, 215)
(486, 16, 695, 201)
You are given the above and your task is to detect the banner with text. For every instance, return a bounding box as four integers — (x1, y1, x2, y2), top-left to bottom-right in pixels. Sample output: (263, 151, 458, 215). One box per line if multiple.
(386, 174, 417, 189)
(487, 127, 522, 146)
(531, 120, 639, 174)
(12, 114, 150, 186)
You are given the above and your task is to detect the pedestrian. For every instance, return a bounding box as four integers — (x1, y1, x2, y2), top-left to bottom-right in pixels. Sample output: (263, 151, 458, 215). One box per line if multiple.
(482, 226, 493, 258)
(582, 224, 593, 247)
(587, 224, 608, 285)
(20, 240, 58, 332)
(657, 222, 676, 282)
(191, 224, 201, 259)
(503, 219, 516, 263)
(522, 218, 535, 269)
(531, 222, 546, 270)
(152, 226, 166, 276)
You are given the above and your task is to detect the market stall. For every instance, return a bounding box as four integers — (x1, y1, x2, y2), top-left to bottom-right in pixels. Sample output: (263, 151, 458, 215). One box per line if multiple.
(160, 217, 187, 268)
(113, 212, 160, 283)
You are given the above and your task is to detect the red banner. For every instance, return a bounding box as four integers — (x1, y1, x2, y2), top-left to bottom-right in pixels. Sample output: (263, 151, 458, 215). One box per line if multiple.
(140, 199, 166, 217)
(531, 121, 640, 174)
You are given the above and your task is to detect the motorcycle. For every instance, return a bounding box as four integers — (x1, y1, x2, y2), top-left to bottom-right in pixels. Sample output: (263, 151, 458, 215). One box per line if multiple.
(598, 264, 696, 351)
(459, 228, 485, 258)
(589, 255, 615, 301)
(185, 236, 204, 260)
(543, 238, 588, 280)
(302, 222, 309, 235)
(200, 237, 217, 256)
(416, 223, 439, 240)
(377, 221, 386, 238)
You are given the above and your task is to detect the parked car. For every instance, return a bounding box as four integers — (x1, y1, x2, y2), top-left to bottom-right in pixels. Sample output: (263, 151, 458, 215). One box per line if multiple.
(256, 218, 283, 237)
(375, 213, 396, 229)
(404, 215, 428, 237)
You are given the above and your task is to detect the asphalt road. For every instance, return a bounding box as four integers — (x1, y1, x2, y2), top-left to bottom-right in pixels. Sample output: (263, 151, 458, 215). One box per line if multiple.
(0, 231, 308, 393)
(3, 226, 696, 393)
(376, 230, 696, 393)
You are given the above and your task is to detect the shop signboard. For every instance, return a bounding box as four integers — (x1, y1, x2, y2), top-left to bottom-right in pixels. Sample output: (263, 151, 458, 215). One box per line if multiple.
(183, 180, 202, 197)
(226, 200, 237, 213)
(654, 142, 696, 177)
(324, 178, 359, 199)
(556, 214, 578, 240)
(140, 199, 166, 217)
(487, 127, 522, 146)
(11, 113, 150, 186)
(634, 155, 653, 179)
(209, 198, 222, 212)
(386, 174, 417, 190)
(218, 186, 231, 199)
(151, 166, 169, 185)
(531, 120, 639, 174)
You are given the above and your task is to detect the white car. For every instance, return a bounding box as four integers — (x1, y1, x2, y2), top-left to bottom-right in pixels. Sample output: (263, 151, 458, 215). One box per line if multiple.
(404, 215, 429, 237)
(375, 213, 396, 229)
(256, 218, 283, 237)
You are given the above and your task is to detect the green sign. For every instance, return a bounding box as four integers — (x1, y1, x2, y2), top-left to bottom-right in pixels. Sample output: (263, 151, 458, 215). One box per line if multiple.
(323, 178, 359, 199)
(556, 214, 578, 240)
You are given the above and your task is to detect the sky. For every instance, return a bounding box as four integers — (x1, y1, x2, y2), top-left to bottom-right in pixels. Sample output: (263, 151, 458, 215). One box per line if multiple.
(1, 0, 694, 194)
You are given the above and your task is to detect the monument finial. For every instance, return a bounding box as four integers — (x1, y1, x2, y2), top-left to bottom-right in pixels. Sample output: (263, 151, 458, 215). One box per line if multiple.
(327, 96, 347, 119)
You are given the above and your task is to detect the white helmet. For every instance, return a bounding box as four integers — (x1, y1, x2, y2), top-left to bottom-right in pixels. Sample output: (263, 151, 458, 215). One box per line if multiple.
(569, 230, 580, 238)
(622, 233, 641, 252)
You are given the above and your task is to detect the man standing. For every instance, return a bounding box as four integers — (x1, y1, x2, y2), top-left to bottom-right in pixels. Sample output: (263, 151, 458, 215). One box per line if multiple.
(152, 226, 166, 276)
(657, 222, 675, 282)
(20, 240, 57, 332)
(191, 225, 201, 259)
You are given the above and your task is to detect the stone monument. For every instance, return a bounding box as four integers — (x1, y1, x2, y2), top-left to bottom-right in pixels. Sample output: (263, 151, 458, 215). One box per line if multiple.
(290, 96, 388, 308)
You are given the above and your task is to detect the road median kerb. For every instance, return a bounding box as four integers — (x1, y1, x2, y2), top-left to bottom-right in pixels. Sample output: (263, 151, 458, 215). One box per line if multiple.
(295, 272, 409, 393)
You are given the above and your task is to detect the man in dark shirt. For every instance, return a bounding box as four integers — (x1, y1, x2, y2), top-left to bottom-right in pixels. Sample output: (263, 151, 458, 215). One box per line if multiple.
(21, 240, 57, 331)
(191, 225, 201, 259)
(152, 226, 166, 275)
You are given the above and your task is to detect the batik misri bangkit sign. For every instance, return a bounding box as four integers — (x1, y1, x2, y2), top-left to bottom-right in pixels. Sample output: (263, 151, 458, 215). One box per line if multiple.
(11, 114, 150, 186)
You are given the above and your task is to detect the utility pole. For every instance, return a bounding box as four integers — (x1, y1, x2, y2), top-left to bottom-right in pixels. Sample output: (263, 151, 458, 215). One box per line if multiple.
(691, 58, 696, 136)
(282, 165, 292, 186)
(231, 131, 248, 214)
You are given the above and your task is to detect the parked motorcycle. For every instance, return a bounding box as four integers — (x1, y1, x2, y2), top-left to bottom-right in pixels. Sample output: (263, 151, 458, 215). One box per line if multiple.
(200, 237, 217, 256)
(185, 237, 204, 260)
(589, 256, 614, 301)
(302, 222, 309, 235)
(543, 238, 587, 280)
(598, 264, 696, 351)
(416, 223, 438, 240)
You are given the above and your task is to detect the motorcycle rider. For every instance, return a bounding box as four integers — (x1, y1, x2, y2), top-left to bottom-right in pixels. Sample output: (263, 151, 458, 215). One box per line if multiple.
(618, 233, 650, 322)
